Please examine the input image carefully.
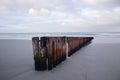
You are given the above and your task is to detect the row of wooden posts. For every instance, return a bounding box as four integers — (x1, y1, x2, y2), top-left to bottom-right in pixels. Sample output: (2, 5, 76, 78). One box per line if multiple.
(32, 36, 94, 70)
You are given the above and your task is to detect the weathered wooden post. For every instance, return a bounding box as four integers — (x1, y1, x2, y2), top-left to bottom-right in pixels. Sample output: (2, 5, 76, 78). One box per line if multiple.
(66, 37, 68, 58)
(32, 37, 41, 70)
(53, 38, 57, 67)
(40, 37, 47, 70)
(62, 37, 67, 61)
(32, 37, 48, 71)
(56, 38, 60, 65)
(48, 37, 54, 70)
(79, 37, 84, 47)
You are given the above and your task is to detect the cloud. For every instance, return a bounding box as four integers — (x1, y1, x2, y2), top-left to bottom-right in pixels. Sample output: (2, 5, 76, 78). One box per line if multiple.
(39, 8, 49, 15)
(84, 0, 112, 5)
(74, 0, 120, 8)
(0, 0, 120, 32)
(28, 8, 37, 16)
(68, 7, 120, 27)
(1, 6, 120, 32)
(55, 5, 66, 11)
(28, 8, 49, 16)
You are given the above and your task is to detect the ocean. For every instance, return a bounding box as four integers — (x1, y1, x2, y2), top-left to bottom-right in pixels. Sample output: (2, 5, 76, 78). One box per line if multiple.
(0, 32, 120, 39)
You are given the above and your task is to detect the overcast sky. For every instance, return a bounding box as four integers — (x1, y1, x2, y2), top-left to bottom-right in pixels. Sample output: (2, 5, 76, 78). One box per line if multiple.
(0, 0, 120, 33)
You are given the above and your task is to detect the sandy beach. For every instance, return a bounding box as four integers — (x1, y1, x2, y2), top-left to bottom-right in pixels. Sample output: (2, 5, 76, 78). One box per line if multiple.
(0, 37, 120, 80)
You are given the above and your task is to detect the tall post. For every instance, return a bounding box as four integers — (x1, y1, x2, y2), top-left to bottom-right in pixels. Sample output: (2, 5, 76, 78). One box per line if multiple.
(48, 38, 53, 70)
(32, 37, 41, 70)
(39, 37, 47, 70)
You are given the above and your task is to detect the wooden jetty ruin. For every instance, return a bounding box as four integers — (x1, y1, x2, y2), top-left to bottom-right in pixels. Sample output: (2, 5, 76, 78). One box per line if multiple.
(32, 36, 94, 70)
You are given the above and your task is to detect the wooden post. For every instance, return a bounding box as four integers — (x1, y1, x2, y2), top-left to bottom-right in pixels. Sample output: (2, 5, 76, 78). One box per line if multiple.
(40, 37, 47, 70)
(48, 38, 53, 70)
(32, 37, 41, 70)
(53, 38, 57, 67)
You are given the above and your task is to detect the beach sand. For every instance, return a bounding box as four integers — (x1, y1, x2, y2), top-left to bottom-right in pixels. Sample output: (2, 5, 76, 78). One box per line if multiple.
(0, 37, 120, 80)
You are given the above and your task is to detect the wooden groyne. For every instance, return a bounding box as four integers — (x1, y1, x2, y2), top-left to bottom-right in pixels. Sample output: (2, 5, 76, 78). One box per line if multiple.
(32, 37, 94, 70)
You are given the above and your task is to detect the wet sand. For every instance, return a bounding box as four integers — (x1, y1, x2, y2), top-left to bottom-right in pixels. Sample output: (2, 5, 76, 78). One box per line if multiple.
(0, 38, 120, 80)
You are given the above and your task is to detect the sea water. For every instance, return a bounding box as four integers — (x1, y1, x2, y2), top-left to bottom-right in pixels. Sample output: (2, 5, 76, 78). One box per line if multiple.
(0, 32, 120, 40)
